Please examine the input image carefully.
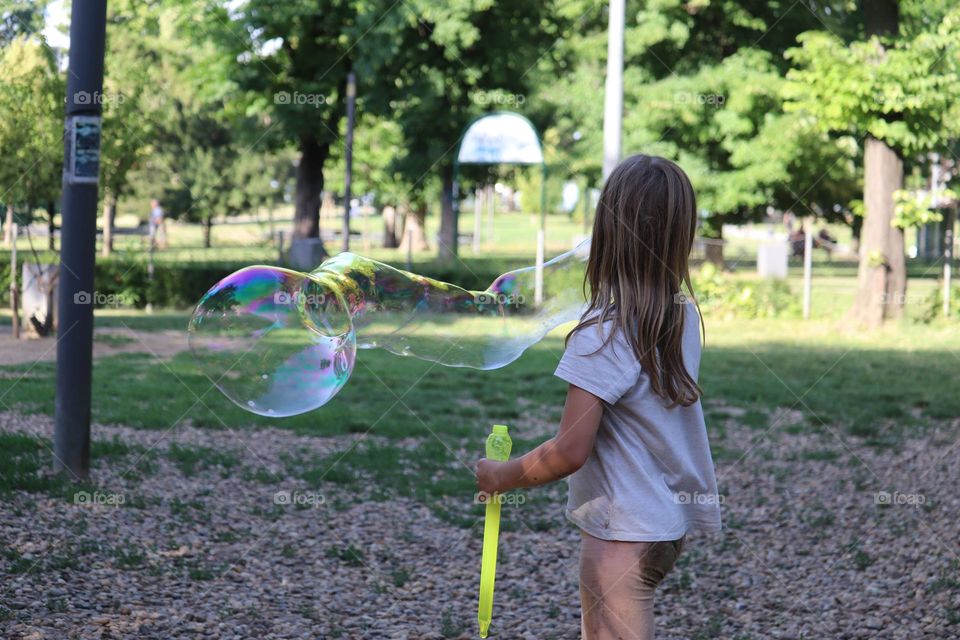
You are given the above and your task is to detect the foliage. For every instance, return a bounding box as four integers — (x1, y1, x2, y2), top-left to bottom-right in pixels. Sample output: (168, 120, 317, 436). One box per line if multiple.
(0, 1, 49, 48)
(891, 188, 956, 229)
(363, 0, 564, 261)
(0, 37, 63, 213)
(784, 4, 960, 160)
(918, 284, 960, 324)
(693, 262, 799, 319)
(99, 0, 165, 205)
(0, 256, 510, 310)
(0, 0, 958, 267)
(533, 0, 856, 228)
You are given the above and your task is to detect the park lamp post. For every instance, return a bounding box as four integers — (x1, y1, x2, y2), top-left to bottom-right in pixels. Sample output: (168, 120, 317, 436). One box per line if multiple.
(601, 0, 625, 181)
(54, 0, 108, 479)
(342, 71, 357, 253)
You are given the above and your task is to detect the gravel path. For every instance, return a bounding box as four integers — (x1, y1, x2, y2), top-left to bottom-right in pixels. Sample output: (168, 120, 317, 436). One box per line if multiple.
(1, 408, 958, 639)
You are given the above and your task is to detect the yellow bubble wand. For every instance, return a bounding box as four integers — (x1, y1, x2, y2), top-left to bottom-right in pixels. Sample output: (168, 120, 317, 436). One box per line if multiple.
(478, 424, 512, 638)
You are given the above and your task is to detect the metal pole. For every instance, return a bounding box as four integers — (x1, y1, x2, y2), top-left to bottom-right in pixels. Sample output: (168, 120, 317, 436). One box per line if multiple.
(486, 184, 494, 242)
(535, 164, 547, 306)
(582, 179, 591, 234)
(451, 163, 460, 255)
(601, 0, 625, 181)
(931, 154, 951, 317)
(802, 217, 813, 319)
(9, 223, 19, 340)
(405, 226, 413, 272)
(473, 188, 482, 254)
(945, 206, 954, 318)
(54, 0, 107, 479)
(342, 71, 357, 253)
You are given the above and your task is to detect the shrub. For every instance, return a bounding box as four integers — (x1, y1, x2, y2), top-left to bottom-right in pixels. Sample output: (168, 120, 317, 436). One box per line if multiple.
(692, 262, 799, 319)
(917, 283, 960, 324)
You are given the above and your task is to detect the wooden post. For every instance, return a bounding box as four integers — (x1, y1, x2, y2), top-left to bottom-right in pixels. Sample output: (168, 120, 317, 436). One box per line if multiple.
(10, 223, 19, 339)
(802, 217, 813, 319)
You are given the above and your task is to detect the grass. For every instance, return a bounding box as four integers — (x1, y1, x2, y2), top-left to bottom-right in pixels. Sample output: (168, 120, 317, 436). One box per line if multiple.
(2, 307, 959, 526)
(2, 209, 959, 524)
(166, 443, 241, 477)
(4, 314, 959, 438)
(325, 544, 366, 567)
(0, 432, 135, 495)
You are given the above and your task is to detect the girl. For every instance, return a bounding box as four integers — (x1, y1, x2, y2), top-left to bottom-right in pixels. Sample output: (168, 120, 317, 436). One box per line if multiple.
(476, 154, 722, 640)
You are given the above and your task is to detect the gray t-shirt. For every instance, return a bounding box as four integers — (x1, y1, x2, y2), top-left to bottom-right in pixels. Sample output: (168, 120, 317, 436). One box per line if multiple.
(555, 304, 722, 541)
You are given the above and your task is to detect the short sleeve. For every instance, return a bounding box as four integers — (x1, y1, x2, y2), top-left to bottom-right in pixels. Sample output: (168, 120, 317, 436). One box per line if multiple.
(554, 322, 641, 404)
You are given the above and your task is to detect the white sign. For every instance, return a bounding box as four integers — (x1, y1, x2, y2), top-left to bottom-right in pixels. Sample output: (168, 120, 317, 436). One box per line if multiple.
(457, 112, 543, 165)
(64, 115, 102, 184)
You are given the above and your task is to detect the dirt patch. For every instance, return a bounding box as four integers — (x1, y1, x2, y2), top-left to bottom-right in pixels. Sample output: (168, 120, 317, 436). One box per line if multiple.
(0, 327, 189, 367)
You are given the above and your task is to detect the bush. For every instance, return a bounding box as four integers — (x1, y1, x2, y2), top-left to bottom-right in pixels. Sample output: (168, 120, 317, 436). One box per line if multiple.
(96, 261, 248, 309)
(917, 284, 960, 324)
(692, 262, 799, 319)
(0, 259, 244, 310)
(0, 255, 519, 311)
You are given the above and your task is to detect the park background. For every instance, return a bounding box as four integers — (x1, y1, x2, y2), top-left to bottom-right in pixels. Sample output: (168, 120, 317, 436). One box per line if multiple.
(1, 1, 959, 639)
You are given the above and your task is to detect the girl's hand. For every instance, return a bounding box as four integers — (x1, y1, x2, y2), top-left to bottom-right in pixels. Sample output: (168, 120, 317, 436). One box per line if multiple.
(476, 458, 508, 495)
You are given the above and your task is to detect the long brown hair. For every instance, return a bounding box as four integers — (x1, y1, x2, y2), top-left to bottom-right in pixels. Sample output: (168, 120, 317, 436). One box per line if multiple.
(570, 154, 703, 407)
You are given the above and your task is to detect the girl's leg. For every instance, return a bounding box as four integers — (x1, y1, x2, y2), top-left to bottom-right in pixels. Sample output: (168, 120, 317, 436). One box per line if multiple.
(579, 531, 683, 640)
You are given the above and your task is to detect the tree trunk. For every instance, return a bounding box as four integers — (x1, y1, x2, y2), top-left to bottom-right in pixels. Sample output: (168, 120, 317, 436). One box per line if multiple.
(850, 0, 903, 327)
(102, 195, 116, 257)
(47, 202, 56, 251)
(203, 217, 213, 249)
(438, 164, 457, 264)
(704, 226, 724, 267)
(294, 134, 329, 241)
(886, 219, 906, 319)
(850, 209, 863, 255)
(4, 204, 13, 247)
(864, 0, 898, 38)
(851, 136, 904, 327)
(399, 204, 429, 252)
(382, 205, 399, 248)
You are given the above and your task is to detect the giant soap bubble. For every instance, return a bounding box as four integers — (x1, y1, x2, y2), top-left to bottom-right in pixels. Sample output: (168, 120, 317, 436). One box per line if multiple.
(188, 241, 590, 416)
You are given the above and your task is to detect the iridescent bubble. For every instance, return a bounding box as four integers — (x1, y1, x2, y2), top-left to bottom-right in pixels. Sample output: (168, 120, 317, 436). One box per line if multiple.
(188, 266, 355, 417)
(188, 240, 589, 416)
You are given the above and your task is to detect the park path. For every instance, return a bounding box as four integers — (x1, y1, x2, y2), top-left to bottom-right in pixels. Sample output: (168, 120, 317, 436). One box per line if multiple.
(0, 327, 189, 367)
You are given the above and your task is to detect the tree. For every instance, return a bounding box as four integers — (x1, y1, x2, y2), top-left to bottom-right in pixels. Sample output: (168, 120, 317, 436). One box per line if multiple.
(325, 115, 410, 248)
(229, 150, 293, 239)
(786, 1, 960, 326)
(158, 108, 241, 249)
(369, 0, 560, 263)
(0, 1, 49, 47)
(0, 37, 63, 248)
(208, 0, 370, 252)
(115, 1, 256, 248)
(98, 0, 164, 256)
(530, 0, 855, 263)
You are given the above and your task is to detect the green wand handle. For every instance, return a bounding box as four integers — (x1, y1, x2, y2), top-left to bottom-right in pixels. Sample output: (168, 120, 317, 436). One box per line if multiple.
(478, 424, 512, 638)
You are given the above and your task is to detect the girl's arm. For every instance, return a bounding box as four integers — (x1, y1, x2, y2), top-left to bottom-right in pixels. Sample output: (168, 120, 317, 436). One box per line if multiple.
(476, 384, 603, 494)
